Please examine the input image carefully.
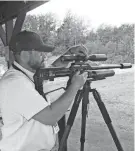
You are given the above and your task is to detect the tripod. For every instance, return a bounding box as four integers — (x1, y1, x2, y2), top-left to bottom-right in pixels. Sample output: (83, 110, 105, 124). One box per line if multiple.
(58, 79, 124, 151)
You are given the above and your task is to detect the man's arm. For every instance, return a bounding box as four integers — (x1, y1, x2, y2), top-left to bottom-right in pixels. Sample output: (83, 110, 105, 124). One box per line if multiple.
(33, 72, 87, 126)
(33, 84, 78, 126)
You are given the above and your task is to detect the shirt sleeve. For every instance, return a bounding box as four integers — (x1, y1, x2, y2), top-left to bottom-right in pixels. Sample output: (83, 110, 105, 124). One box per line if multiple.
(9, 78, 50, 121)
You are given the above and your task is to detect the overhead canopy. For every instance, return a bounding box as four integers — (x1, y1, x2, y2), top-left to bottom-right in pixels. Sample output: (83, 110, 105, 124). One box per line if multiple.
(0, 1, 48, 25)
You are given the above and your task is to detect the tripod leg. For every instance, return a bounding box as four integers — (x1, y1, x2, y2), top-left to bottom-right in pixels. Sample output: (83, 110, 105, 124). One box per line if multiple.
(92, 89, 124, 151)
(58, 115, 67, 151)
(80, 81, 90, 151)
(58, 90, 83, 151)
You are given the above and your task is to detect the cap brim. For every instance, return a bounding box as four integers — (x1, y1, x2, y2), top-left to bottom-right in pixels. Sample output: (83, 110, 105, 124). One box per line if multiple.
(36, 44, 55, 52)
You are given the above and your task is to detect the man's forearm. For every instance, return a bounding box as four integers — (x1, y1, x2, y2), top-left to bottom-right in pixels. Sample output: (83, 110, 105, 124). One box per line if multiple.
(50, 84, 78, 124)
(33, 84, 78, 126)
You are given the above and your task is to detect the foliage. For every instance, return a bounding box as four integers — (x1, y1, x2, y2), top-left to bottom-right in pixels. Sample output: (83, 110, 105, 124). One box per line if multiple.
(23, 13, 57, 46)
(0, 12, 134, 64)
(56, 11, 87, 48)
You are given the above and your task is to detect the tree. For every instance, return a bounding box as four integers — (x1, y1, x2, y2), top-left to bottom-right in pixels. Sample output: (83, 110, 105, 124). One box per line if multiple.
(56, 11, 88, 49)
(13, 12, 134, 64)
(23, 13, 57, 46)
(96, 24, 114, 45)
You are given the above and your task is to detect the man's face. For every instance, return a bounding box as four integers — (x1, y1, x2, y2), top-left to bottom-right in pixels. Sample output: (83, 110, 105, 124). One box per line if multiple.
(27, 51, 46, 70)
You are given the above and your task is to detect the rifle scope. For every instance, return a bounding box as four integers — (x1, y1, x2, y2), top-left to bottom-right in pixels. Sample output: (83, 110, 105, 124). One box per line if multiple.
(60, 54, 107, 62)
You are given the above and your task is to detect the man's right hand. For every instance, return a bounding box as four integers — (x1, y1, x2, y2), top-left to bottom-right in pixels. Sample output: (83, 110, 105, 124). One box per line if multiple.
(71, 71, 88, 90)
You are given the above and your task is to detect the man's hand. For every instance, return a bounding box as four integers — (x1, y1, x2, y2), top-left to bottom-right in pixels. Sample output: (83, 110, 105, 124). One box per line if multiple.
(71, 71, 88, 90)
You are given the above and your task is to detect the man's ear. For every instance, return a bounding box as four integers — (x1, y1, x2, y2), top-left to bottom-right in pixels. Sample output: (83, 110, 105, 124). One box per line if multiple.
(20, 51, 30, 62)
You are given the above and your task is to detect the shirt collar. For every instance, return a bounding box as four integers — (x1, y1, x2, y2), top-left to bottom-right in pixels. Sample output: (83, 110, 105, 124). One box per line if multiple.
(13, 61, 34, 81)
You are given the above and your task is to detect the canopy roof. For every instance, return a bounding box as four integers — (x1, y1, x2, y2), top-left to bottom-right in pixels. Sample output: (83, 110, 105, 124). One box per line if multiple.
(0, 1, 48, 25)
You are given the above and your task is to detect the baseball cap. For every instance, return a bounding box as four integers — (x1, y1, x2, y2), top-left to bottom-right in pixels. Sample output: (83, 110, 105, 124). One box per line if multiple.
(9, 30, 55, 52)
(51, 44, 88, 67)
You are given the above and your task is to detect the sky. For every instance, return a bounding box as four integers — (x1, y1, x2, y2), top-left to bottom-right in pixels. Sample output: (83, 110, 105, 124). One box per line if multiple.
(28, 0, 135, 29)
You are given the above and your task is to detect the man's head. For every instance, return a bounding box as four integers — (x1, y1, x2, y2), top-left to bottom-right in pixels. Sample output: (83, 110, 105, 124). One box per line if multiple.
(9, 30, 54, 72)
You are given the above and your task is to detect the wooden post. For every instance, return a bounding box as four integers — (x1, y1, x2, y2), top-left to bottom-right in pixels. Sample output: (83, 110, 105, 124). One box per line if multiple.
(0, 25, 6, 46)
(0, 12, 26, 68)
(8, 12, 26, 67)
(12, 12, 26, 36)
(5, 19, 13, 67)
(0, 24, 10, 68)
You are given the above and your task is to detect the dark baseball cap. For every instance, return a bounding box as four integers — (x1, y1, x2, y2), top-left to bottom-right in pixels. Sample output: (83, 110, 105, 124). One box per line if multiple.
(9, 30, 55, 52)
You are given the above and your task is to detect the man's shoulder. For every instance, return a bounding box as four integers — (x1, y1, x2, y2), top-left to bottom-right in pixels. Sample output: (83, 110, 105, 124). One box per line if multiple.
(1, 68, 31, 86)
(2, 68, 22, 81)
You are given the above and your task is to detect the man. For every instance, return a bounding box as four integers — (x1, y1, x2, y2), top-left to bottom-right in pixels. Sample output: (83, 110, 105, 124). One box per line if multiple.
(0, 31, 87, 151)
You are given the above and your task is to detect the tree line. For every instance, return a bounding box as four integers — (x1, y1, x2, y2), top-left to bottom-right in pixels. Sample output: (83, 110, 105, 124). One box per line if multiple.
(0, 12, 134, 64)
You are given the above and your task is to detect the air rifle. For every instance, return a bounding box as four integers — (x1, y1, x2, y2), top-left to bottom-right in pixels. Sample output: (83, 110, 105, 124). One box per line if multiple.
(33, 54, 132, 96)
